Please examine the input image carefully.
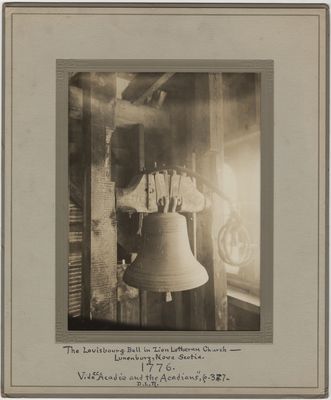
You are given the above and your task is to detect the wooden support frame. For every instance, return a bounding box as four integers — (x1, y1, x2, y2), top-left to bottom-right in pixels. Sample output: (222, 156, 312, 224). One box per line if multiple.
(81, 72, 118, 324)
(81, 74, 92, 320)
(133, 73, 175, 105)
(191, 73, 228, 330)
(114, 99, 169, 131)
(121, 72, 175, 105)
(69, 85, 170, 132)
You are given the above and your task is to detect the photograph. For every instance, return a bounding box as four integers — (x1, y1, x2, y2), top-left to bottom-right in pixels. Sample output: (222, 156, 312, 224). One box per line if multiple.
(2, 3, 327, 397)
(67, 71, 261, 331)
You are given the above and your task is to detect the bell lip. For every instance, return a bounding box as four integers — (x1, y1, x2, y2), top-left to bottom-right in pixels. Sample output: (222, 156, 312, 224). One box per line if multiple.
(147, 212, 185, 217)
(123, 269, 209, 293)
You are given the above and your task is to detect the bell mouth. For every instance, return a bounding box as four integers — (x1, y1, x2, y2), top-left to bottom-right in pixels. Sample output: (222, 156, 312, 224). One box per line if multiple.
(123, 264, 209, 292)
(123, 276, 209, 293)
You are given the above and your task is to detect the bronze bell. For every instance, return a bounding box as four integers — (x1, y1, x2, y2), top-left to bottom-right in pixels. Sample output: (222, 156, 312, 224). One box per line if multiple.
(123, 212, 209, 292)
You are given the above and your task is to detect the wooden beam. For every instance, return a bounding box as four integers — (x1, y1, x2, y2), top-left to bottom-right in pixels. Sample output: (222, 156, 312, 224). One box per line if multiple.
(209, 74, 228, 330)
(122, 72, 175, 105)
(69, 182, 82, 208)
(69, 86, 169, 133)
(116, 125, 143, 328)
(114, 99, 170, 132)
(89, 72, 118, 323)
(69, 86, 83, 120)
(117, 263, 140, 327)
(133, 73, 175, 105)
(190, 73, 228, 331)
(81, 74, 92, 320)
(122, 73, 160, 101)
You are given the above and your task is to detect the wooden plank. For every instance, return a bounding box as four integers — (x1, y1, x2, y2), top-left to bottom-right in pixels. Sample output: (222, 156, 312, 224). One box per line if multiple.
(122, 73, 173, 103)
(188, 75, 211, 330)
(69, 86, 83, 120)
(133, 73, 175, 105)
(114, 99, 170, 132)
(141, 292, 165, 330)
(69, 88, 169, 132)
(180, 83, 196, 331)
(81, 73, 92, 320)
(137, 124, 145, 171)
(116, 125, 143, 327)
(134, 126, 149, 329)
(122, 73, 161, 101)
(255, 73, 261, 126)
(190, 73, 228, 330)
(89, 72, 118, 323)
(117, 263, 140, 327)
(160, 88, 192, 330)
(183, 155, 197, 330)
(192, 159, 216, 331)
(208, 73, 227, 330)
(209, 153, 228, 330)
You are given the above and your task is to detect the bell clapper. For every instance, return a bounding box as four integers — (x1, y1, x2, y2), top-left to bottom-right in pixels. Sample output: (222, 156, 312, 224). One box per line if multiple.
(137, 213, 144, 236)
(165, 292, 173, 302)
(170, 196, 177, 212)
(161, 196, 169, 213)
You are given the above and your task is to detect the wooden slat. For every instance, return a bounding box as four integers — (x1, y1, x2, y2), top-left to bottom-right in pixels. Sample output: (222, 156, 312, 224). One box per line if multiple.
(68, 231, 83, 242)
(68, 276, 82, 283)
(69, 296, 81, 303)
(69, 276, 82, 283)
(69, 302, 81, 308)
(68, 282, 82, 289)
(69, 256, 82, 267)
(69, 288, 82, 295)
(69, 267, 82, 273)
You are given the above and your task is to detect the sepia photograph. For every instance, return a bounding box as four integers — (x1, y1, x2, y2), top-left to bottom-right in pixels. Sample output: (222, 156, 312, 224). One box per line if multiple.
(3, 3, 327, 397)
(67, 71, 261, 331)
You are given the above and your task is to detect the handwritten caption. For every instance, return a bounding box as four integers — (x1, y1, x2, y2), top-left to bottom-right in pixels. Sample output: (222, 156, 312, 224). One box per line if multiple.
(63, 345, 241, 387)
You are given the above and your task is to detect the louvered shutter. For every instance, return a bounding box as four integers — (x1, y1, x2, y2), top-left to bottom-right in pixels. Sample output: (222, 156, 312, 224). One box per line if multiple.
(68, 200, 83, 318)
